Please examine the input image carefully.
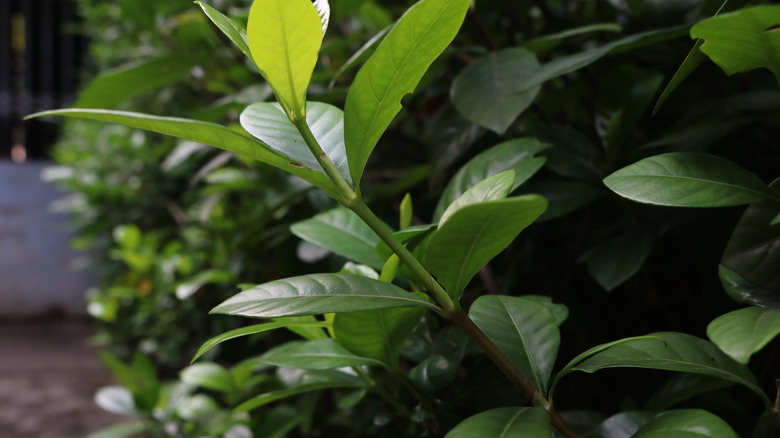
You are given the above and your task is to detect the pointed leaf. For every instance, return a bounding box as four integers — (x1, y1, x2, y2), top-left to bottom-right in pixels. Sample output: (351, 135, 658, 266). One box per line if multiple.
(211, 273, 441, 318)
(691, 5, 780, 83)
(290, 208, 385, 269)
(469, 296, 560, 393)
(586, 233, 655, 291)
(344, 0, 471, 184)
(179, 362, 233, 393)
(247, 0, 323, 117)
(718, 264, 780, 308)
(632, 410, 738, 438)
(241, 102, 351, 184)
(525, 23, 622, 57)
(26, 109, 338, 197)
(425, 196, 547, 299)
(653, 40, 706, 115)
(451, 48, 541, 134)
(583, 411, 655, 438)
(196, 2, 252, 61)
(707, 307, 780, 364)
(258, 339, 384, 369)
(604, 152, 779, 207)
(445, 407, 551, 438)
(434, 138, 548, 222)
(333, 306, 426, 369)
(329, 25, 391, 88)
(521, 295, 569, 326)
(439, 170, 516, 225)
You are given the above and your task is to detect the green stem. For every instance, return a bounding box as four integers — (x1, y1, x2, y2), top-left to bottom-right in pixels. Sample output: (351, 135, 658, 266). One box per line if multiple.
(293, 118, 357, 205)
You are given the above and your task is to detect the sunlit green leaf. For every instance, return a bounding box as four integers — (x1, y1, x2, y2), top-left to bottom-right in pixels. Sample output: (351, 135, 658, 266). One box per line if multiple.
(196, 2, 252, 61)
(707, 307, 780, 364)
(439, 170, 515, 225)
(179, 362, 233, 393)
(329, 25, 391, 88)
(632, 410, 738, 437)
(446, 407, 551, 438)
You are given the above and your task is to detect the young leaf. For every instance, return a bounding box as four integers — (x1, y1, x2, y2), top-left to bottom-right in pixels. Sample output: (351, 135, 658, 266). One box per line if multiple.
(691, 5, 780, 85)
(26, 109, 339, 198)
(439, 170, 516, 225)
(179, 362, 233, 393)
(445, 407, 551, 438)
(247, 0, 323, 118)
(211, 273, 441, 318)
(425, 196, 547, 299)
(469, 296, 561, 393)
(344, 0, 471, 185)
(632, 410, 739, 438)
(290, 208, 385, 269)
(434, 138, 548, 222)
(718, 264, 780, 308)
(451, 48, 541, 135)
(258, 339, 384, 369)
(196, 2, 253, 61)
(333, 306, 426, 369)
(604, 152, 778, 207)
(707, 307, 780, 364)
(240, 102, 352, 184)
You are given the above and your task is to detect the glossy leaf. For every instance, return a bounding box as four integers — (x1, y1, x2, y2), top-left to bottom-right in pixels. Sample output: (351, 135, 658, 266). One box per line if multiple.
(451, 48, 541, 134)
(707, 307, 780, 364)
(425, 196, 547, 299)
(333, 306, 426, 369)
(439, 170, 515, 225)
(26, 109, 338, 198)
(691, 5, 780, 83)
(632, 409, 739, 437)
(240, 102, 352, 184)
(211, 273, 440, 318)
(645, 374, 732, 411)
(434, 138, 548, 222)
(469, 296, 560, 393)
(290, 208, 385, 269)
(583, 411, 654, 438)
(196, 2, 252, 61)
(247, 0, 323, 117)
(586, 233, 654, 291)
(521, 295, 569, 325)
(313, 0, 330, 35)
(179, 362, 232, 392)
(409, 326, 470, 391)
(344, 0, 471, 184)
(718, 264, 780, 308)
(74, 55, 205, 109)
(604, 152, 778, 207)
(445, 407, 551, 438)
(94, 386, 137, 416)
(258, 339, 384, 369)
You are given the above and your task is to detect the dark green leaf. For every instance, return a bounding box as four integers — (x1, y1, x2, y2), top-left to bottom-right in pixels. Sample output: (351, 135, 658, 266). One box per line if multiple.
(445, 407, 551, 438)
(583, 411, 655, 438)
(645, 374, 732, 411)
(409, 326, 469, 391)
(179, 362, 233, 393)
(525, 23, 622, 57)
(653, 40, 706, 115)
(520, 181, 603, 222)
(451, 48, 541, 134)
(707, 307, 780, 364)
(196, 2, 252, 61)
(290, 208, 385, 269)
(236, 370, 364, 412)
(469, 296, 560, 393)
(344, 0, 471, 184)
(527, 123, 603, 182)
(718, 264, 780, 308)
(604, 152, 778, 207)
(426, 196, 547, 299)
(211, 273, 441, 318)
(258, 339, 384, 369)
(586, 233, 654, 291)
(521, 295, 569, 325)
(439, 170, 516, 224)
(632, 409, 738, 437)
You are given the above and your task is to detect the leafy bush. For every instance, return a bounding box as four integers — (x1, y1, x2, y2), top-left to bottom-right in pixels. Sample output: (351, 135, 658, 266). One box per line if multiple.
(38, 0, 780, 437)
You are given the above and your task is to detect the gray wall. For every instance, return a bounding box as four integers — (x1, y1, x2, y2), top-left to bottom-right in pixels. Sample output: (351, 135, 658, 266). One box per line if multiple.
(0, 161, 93, 316)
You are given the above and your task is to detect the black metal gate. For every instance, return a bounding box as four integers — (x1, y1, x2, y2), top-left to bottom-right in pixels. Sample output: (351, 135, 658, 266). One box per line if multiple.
(1, 0, 86, 161)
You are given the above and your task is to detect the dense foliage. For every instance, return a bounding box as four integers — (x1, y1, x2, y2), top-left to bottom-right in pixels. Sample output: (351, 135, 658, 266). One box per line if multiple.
(41, 0, 780, 437)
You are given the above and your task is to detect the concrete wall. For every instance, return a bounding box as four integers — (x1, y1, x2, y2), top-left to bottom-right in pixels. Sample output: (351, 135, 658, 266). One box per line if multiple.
(0, 161, 94, 316)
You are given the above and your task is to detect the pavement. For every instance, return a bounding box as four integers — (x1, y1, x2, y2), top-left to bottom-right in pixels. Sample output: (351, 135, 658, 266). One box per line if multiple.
(0, 317, 127, 438)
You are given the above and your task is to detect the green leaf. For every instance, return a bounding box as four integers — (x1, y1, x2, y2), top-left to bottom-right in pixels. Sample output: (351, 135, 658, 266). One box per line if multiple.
(26, 109, 338, 198)
(375, 224, 437, 261)
(469, 296, 560, 393)
(691, 5, 780, 84)
(211, 273, 441, 318)
(525, 23, 623, 57)
(290, 208, 385, 269)
(247, 0, 323, 118)
(333, 306, 426, 369)
(94, 386, 137, 416)
(707, 307, 780, 364)
(425, 196, 547, 299)
(196, 2, 252, 61)
(653, 40, 706, 115)
(236, 370, 364, 412)
(583, 411, 655, 438)
(409, 326, 470, 391)
(179, 362, 233, 393)
(520, 181, 603, 222)
(722, 188, 780, 292)
(87, 421, 147, 438)
(434, 138, 548, 222)
(175, 269, 232, 300)
(632, 410, 739, 437)
(604, 152, 778, 207)
(553, 332, 769, 408)
(586, 233, 654, 291)
(241, 102, 352, 184)
(329, 25, 391, 88)
(439, 170, 516, 225)
(344, 0, 471, 184)
(74, 55, 206, 109)
(521, 295, 569, 325)
(527, 123, 603, 182)
(718, 264, 780, 308)
(645, 374, 733, 411)
(451, 48, 541, 135)
(258, 339, 384, 369)
(445, 407, 551, 438)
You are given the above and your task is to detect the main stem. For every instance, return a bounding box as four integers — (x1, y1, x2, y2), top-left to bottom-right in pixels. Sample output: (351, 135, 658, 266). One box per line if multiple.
(293, 118, 579, 438)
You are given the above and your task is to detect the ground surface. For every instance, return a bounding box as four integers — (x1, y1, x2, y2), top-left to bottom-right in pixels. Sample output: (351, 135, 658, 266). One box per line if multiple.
(0, 318, 127, 438)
